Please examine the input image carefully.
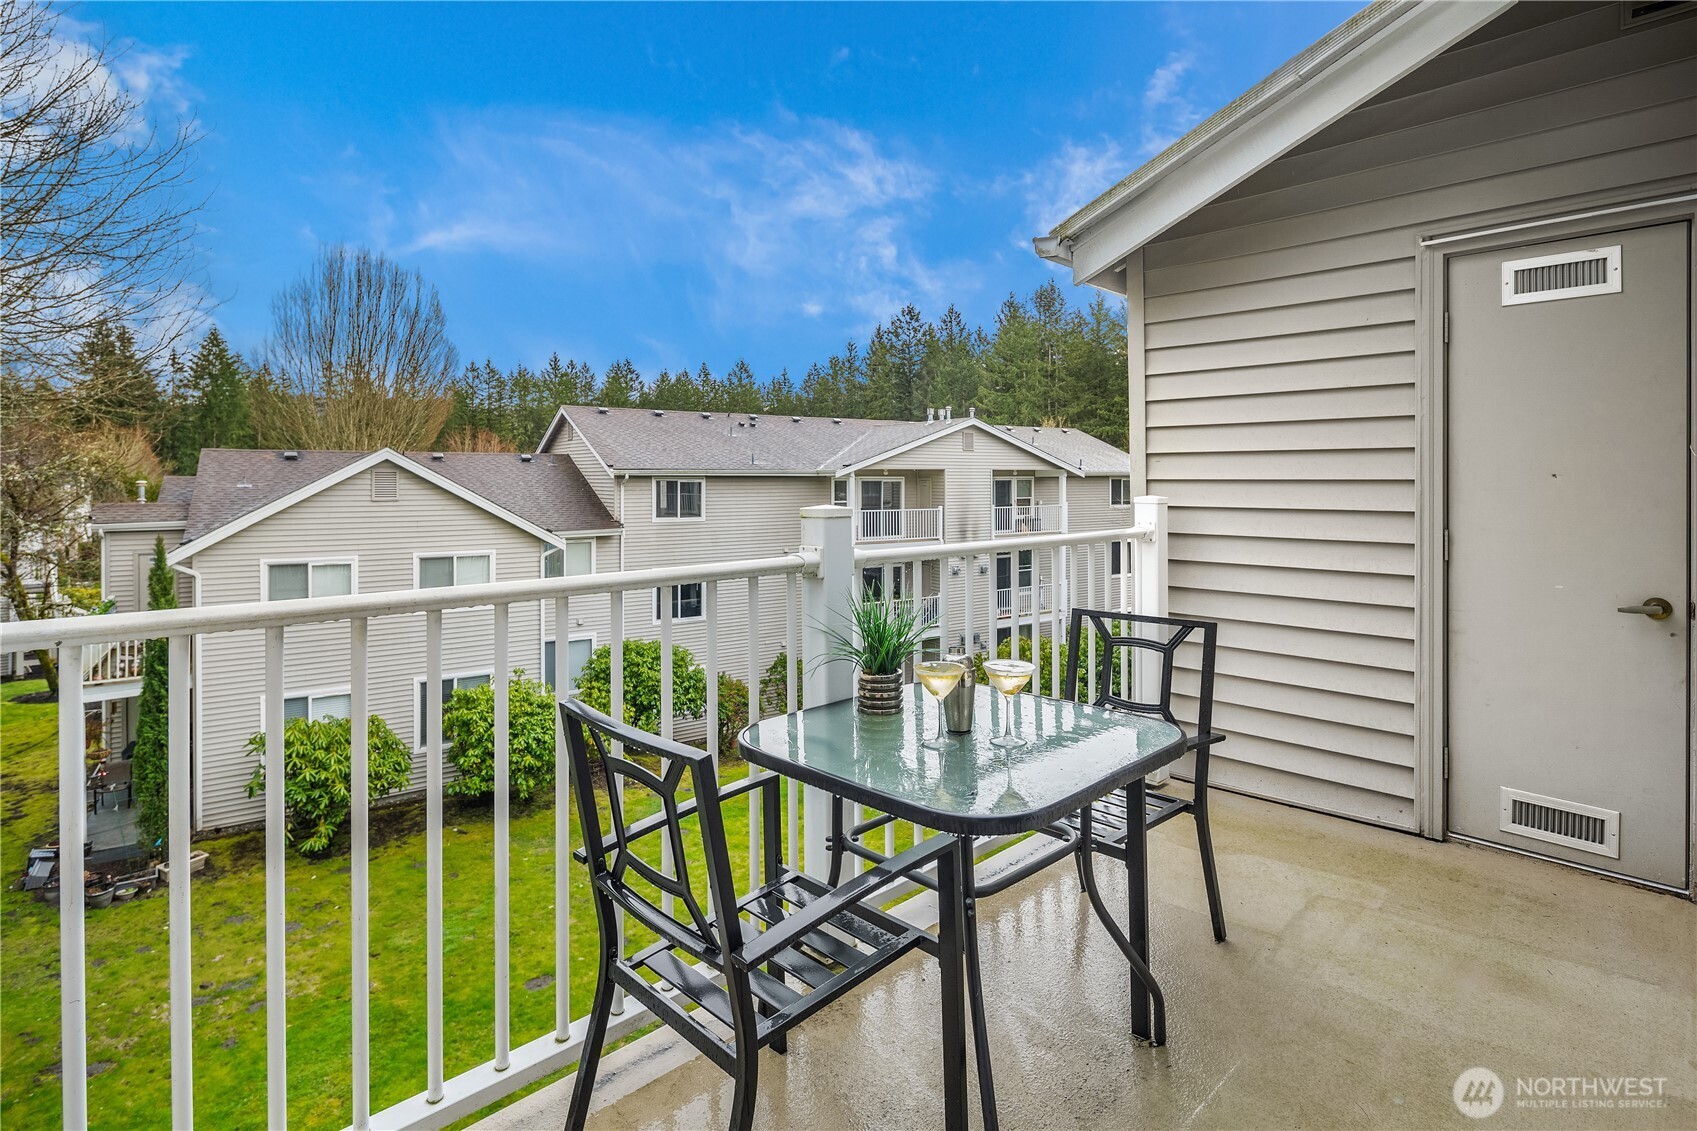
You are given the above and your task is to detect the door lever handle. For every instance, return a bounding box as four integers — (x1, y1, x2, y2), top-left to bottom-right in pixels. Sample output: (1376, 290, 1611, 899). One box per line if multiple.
(1617, 598, 1673, 620)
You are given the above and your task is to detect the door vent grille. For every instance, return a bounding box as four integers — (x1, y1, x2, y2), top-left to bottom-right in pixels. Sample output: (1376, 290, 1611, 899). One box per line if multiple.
(371, 466, 399, 502)
(1501, 246, 1621, 305)
(1499, 788, 1620, 858)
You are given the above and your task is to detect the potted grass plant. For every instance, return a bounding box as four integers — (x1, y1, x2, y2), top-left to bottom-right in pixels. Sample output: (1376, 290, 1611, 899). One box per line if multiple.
(825, 591, 936, 714)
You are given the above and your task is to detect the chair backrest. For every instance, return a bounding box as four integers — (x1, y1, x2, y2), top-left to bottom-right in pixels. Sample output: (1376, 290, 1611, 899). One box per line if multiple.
(1062, 608, 1218, 746)
(561, 697, 743, 963)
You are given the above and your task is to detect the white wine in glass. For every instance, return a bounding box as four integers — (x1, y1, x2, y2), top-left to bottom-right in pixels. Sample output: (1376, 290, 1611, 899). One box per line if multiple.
(915, 660, 964, 748)
(982, 659, 1035, 748)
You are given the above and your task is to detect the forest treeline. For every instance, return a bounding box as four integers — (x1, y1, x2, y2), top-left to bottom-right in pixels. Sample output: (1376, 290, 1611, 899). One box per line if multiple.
(12, 277, 1129, 483)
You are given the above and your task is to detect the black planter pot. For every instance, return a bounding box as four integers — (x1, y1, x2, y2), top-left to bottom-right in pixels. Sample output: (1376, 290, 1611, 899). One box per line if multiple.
(857, 671, 904, 715)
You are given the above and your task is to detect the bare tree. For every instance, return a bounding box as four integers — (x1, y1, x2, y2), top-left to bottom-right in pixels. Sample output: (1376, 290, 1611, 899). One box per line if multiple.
(256, 245, 460, 449)
(0, 1, 205, 373)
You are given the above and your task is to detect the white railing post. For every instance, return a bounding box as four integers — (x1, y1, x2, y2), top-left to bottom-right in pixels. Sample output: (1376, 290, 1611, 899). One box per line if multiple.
(57, 650, 87, 1129)
(799, 505, 854, 878)
(1134, 496, 1170, 784)
(168, 634, 194, 1129)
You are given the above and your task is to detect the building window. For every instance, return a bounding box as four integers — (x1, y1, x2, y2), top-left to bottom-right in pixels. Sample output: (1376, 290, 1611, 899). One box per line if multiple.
(1110, 541, 1126, 576)
(654, 478, 704, 520)
(1110, 478, 1132, 507)
(418, 553, 492, 588)
(417, 673, 491, 746)
(860, 478, 903, 512)
(266, 560, 354, 601)
(283, 691, 350, 722)
(655, 582, 705, 622)
(833, 479, 849, 507)
(544, 637, 595, 691)
(543, 541, 593, 578)
(995, 551, 1033, 592)
(862, 564, 906, 601)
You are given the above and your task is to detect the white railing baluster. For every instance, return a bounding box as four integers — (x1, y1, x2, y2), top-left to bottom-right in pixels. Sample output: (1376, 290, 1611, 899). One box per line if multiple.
(609, 591, 626, 1014)
(984, 552, 997, 659)
(785, 573, 799, 865)
(493, 603, 511, 1071)
(659, 590, 675, 918)
(168, 634, 194, 1128)
(746, 577, 761, 885)
(264, 625, 289, 1127)
(1086, 544, 1098, 703)
(1050, 548, 1062, 697)
(553, 596, 571, 1041)
(425, 610, 444, 1104)
(705, 583, 719, 768)
(57, 651, 87, 1129)
(350, 618, 371, 1130)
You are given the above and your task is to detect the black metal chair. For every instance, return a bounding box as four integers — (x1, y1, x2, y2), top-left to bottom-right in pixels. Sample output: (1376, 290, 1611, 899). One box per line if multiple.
(1060, 608, 1228, 945)
(561, 697, 958, 1131)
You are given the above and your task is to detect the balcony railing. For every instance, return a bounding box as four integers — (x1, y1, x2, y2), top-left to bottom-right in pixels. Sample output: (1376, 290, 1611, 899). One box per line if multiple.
(992, 502, 1063, 535)
(1, 498, 1169, 1130)
(856, 506, 943, 542)
(994, 583, 1054, 617)
(82, 638, 145, 685)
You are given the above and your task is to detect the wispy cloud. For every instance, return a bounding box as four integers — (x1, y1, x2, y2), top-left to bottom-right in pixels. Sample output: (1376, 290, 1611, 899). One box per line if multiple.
(1139, 49, 1203, 157)
(997, 138, 1129, 240)
(396, 111, 973, 331)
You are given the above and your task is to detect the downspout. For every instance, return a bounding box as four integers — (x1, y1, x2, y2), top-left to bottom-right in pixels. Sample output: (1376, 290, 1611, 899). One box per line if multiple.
(617, 474, 628, 572)
(173, 559, 204, 833)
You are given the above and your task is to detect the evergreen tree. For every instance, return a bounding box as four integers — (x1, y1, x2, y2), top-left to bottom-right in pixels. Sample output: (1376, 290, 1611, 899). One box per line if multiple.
(132, 536, 177, 848)
(766, 369, 801, 416)
(721, 359, 763, 413)
(69, 322, 163, 435)
(597, 358, 642, 407)
(864, 304, 930, 420)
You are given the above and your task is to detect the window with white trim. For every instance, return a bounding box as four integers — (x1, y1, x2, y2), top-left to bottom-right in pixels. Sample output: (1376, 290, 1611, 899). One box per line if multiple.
(418, 553, 491, 588)
(832, 479, 849, 507)
(283, 691, 350, 722)
(543, 541, 592, 578)
(544, 637, 595, 691)
(417, 672, 491, 746)
(655, 582, 705, 622)
(1110, 478, 1132, 507)
(266, 560, 354, 600)
(654, 478, 704, 520)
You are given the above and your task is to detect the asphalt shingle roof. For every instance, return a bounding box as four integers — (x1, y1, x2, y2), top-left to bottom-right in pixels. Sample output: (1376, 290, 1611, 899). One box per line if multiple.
(103, 448, 616, 546)
(550, 406, 1130, 475)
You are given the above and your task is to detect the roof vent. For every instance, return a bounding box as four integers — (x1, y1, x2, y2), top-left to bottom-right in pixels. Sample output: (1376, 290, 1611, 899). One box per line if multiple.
(371, 465, 399, 502)
(926, 408, 935, 422)
(791, 416, 801, 423)
(281, 450, 300, 461)
(832, 418, 842, 424)
(748, 417, 757, 427)
(701, 412, 712, 419)
(652, 409, 665, 417)
(968, 406, 976, 417)
(430, 452, 445, 461)
(597, 407, 609, 414)
(518, 453, 533, 463)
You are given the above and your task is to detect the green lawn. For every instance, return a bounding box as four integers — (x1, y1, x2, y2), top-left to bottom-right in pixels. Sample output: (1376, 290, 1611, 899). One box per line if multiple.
(1, 679, 892, 1129)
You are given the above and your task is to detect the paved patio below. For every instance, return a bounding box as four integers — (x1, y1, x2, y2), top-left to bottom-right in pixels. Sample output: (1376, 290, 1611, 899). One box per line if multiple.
(478, 787, 1696, 1130)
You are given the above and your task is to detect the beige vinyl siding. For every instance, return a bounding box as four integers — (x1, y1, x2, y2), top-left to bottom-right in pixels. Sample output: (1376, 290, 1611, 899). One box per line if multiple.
(185, 469, 550, 831)
(101, 528, 190, 612)
(1136, 3, 1697, 830)
(546, 425, 617, 511)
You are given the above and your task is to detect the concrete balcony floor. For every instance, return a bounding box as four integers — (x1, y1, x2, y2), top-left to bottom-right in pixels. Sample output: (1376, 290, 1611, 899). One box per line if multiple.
(479, 788, 1697, 1130)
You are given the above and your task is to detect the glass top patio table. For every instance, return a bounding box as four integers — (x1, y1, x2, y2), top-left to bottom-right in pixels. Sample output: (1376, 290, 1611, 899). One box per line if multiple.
(738, 683, 1187, 837)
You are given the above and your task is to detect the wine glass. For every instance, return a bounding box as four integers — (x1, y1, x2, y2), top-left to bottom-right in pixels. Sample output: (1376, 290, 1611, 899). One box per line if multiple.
(915, 660, 964, 749)
(982, 659, 1036, 748)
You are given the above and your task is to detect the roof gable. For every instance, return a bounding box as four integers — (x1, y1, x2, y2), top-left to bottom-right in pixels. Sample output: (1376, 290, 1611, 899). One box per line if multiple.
(166, 450, 585, 565)
(1038, 0, 1514, 287)
(836, 418, 1088, 476)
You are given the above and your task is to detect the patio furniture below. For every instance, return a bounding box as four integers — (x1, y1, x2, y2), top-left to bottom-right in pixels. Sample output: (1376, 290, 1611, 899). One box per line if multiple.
(561, 698, 958, 1131)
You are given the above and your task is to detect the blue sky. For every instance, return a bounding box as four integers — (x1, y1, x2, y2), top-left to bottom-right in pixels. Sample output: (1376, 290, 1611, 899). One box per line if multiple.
(80, 1, 1361, 380)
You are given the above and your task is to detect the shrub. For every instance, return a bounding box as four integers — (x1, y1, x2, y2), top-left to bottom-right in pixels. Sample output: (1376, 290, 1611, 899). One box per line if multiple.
(759, 650, 801, 716)
(972, 630, 1076, 701)
(573, 639, 707, 734)
(443, 669, 557, 800)
(245, 715, 413, 855)
(133, 536, 175, 848)
(718, 672, 750, 755)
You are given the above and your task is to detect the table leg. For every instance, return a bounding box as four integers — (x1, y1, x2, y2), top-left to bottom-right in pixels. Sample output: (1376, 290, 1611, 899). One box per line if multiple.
(962, 836, 999, 1131)
(936, 837, 969, 1131)
(1124, 780, 1152, 1041)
